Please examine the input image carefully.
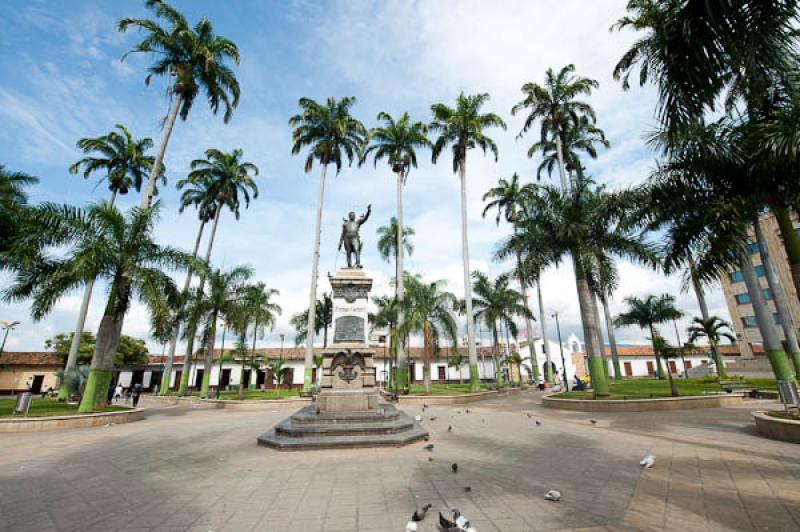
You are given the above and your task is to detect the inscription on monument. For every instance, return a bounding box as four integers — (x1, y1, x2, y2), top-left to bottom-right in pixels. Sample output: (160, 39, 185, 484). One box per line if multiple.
(334, 315, 365, 343)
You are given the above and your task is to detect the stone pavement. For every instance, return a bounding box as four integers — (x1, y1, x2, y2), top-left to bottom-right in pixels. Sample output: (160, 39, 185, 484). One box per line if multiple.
(0, 392, 798, 531)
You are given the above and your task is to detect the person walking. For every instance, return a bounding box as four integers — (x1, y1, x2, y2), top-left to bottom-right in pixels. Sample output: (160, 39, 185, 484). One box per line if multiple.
(124, 388, 132, 405)
(114, 383, 123, 404)
(132, 383, 142, 408)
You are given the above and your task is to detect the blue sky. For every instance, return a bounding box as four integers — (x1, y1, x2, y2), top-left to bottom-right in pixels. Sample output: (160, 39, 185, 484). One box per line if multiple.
(0, 0, 733, 353)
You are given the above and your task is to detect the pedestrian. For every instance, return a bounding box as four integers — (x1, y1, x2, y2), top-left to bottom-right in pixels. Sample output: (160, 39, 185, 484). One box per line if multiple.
(40, 386, 49, 399)
(538, 374, 545, 392)
(132, 382, 142, 408)
(124, 388, 132, 405)
(114, 383, 123, 403)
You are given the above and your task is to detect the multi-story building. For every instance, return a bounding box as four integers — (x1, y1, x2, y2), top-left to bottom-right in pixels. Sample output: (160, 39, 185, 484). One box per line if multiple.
(720, 212, 800, 358)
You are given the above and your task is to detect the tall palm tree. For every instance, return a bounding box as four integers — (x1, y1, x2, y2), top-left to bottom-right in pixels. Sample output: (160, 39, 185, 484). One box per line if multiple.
(362, 112, 430, 392)
(530, 116, 609, 182)
(651, 335, 680, 397)
(499, 177, 655, 394)
(589, 256, 623, 380)
(430, 92, 506, 392)
(0, 166, 38, 264)
(239, 282, 281, 397)
(472, 271, 532, 383)
(267, 359, 293, 398)
(289, 96, 367, 391)
(687, 316, 736, 378)
(399, 274, 459, 394)
(483, 174, 543, 383)
(175, 148, 258, 395)
(118, 0, 241, 209)
(376, 217, 415, 266)
(511, 64, 599, 192)
(2, 202, 189, 411)
(60, 125, 158, 400)
(614, 294, 683, 379)
(290, 293, 333, 348)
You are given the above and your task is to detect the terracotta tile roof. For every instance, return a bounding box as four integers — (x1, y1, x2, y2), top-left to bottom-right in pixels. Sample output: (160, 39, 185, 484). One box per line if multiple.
(574, 344, 751, 358)
(0, 352, 63, 366)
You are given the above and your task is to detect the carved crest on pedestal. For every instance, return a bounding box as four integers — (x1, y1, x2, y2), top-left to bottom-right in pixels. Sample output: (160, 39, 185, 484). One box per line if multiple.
(333, 284, 369, 303)
(330, 349, 365, 384)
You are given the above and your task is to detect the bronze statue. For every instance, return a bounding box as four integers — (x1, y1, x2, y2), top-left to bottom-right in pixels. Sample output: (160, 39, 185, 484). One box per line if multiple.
(338, 204, 371, 268)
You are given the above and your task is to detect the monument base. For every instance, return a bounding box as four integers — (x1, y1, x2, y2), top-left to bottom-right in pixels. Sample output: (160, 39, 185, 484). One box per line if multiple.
(257, 402, 428, 450)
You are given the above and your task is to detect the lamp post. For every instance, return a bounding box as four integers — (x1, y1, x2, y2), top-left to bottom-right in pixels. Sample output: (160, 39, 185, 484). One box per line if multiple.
(0, 321, 20, 355)
(552, 313, 569, 392)
(672, 319, 688, 379)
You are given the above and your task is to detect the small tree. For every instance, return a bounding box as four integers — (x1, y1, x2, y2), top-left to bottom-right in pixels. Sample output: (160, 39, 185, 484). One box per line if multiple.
(651, 335, 680, 398)
(448, 354, 467, 384)
(267, 359, 292, 398)
(687, 316, 736, 379)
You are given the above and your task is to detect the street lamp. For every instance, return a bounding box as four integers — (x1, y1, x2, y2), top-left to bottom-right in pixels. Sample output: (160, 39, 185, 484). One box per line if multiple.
(0, 321, 21, 355)
(551, 313, 569, 392)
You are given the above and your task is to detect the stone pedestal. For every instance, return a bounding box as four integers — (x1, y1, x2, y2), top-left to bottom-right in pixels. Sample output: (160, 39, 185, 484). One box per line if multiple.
(258, 268, 428, 450)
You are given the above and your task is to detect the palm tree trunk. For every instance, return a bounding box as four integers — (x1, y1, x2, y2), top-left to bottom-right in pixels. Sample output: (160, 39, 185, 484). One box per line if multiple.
(536, 280, 554, 383)
(216, 323, 227, 399)
(60, 191, 119, 401)
(689, 257, 726, 377)
(395, 169, 409, 392)
(554, 129, 569, 193)
(492, 324, 501, 383)
(303, 164, 327, 392)
(573, 257, 609, 395)
(250, 318, 259, 391)
(516, 258, 540, 383)
(665, 359, 679, 397)
(423, 323, 432, 394)
(458, 162, 480, 391)
(601, 293, 623, 380)
(591, 292, 610, 381)
(140, 92, 182, 209)
(180, 203, 222, 395)
(648, 324, 665, 379)
(161, 219, 206, 395)
(201, 315, 217, 398)
(754, 218, 800, 377)
(772, 206, 800, 301)
(740, 247, 795, 382)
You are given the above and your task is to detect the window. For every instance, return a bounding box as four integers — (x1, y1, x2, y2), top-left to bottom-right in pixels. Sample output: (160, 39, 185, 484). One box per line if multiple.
(755, 265, 765, 277)
(746, 242, 760, 254)
(774, 312, 781, 324)
(735, 290, 770, 304)
(730, 271, 744, 282)
(741, 316, 758, 328)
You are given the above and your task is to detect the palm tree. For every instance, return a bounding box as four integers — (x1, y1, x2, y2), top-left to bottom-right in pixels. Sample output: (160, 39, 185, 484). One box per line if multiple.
(399, 274, 459, 394)
(651, 335, 680, 397)
(175, 148, 258, 395)
(376, 217, 415, 266)
(499, 177, 655, 395)
(289, 96, 367, 392)
(3, 202, 189, 411)
(0, 166, 38, 256)
(614, 294, 683, 379)
(482, 173, 543, 383)
(430, 92, 506, 392)
(447, 354, 467, 384)
(511, 64, 599, 192)
(61, 124, 158, 400)
(118, 0, 241, 208)
(471, 271, 532, 383)
(290, 293, 333, 348)
(187, 265, 253, 397)
(240, 282, 281, 396)
(369, 295, 400, 391)
(687, 316, 736, 379)
(267, 359, 293, 398)
(501, 352, 530, 386)
(589, 257, 623, 380)
(362, 111, 430, 391)
(530, 116, 608, 182)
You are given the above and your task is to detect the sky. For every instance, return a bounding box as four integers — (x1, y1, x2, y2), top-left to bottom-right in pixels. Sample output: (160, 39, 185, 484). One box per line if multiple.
(0, 0, 733, 354)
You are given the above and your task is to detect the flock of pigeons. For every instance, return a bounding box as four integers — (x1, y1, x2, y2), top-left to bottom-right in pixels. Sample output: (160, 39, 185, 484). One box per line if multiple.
(403, 404, 656, 531)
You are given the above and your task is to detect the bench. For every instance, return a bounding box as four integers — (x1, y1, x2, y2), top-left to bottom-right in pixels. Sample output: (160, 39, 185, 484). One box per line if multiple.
(719, 380, 754, 394)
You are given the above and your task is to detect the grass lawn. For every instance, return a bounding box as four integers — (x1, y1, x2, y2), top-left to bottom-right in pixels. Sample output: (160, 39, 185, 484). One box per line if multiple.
(215, 388, 302, 400)
(553, 377, 776, 400)
(767, 411, 800, 421)
(0, 397, 128, 418)
(407, 383, 489, 395)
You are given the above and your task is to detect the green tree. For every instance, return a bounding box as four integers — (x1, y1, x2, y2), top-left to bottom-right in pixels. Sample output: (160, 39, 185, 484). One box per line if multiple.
(238, 282, 281, 397)
(290, 293, 333, 348)
(3, 202, 188, 411)
(369, 294, 401, 391)
(289, 96, 367, 391)
(175, 148, 258, 395)
(62, 124, 158, 400)
(45, 332, 96, 366)
(531, 116, 608, 181)
(447, 354, 467, 384)
(651, 335, 680, 397)
(687, 316, 736, 379)
(399, 274, 459, 394)
(362, 111, 430, 391)
(614, 294, 683, 379)
(376, 217, 414, 265)
(430, 92, 506, 391)
(0, 165, 39, 257)
(482, 173, 543, 383)
(118, 0, 241, 208)
(115, 336, 150, 367)
(267, 359, 293, 398)
(511, 64, 599, 192)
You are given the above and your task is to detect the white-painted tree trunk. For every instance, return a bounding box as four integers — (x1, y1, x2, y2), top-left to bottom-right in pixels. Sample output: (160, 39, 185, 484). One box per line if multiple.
(601, 293, 622, 379)
(141, 93, 182, 209)
(303, 164, 328, 390)
(517, 265, 539, 382)
(395, 169, 407, 385)
(555, 131, 568, 193)
(536, 280, 553, 382)
(458, 162, 479, 388)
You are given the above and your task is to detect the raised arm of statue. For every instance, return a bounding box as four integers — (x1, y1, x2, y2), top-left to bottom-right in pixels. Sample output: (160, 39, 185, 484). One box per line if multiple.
(358, 204, 372, 225)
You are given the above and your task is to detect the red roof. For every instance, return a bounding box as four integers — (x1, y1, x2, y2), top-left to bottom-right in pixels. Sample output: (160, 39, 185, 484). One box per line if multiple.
(0, 352, 63, 366)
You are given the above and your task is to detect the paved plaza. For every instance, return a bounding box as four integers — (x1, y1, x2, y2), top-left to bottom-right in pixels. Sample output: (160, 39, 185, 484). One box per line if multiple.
(1, 392, 799, 531)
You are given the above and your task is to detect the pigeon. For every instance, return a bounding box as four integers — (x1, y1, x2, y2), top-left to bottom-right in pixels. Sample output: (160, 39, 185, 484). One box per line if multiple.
(590, 419, 598, 424)
(430, 416, 438, 421)
(428, 457, 434, 462)
(465, 409, 471, 414)
(439, 509, 476, 532)
(423, 435, 430, 442)
(544, 489, 562, 502)
(464, 486, 472, 493)
(526, 413, 533, 418)
(423, 443, 434, 451)
(640, 455, 656, 469)
(535, 420, 542, 426)
(423, 403, 428, 409)
(415, 414, 422, 422)
(451, 463, 459, 473)
(411, 503, 432, 521)
(448, 425, 453, 432)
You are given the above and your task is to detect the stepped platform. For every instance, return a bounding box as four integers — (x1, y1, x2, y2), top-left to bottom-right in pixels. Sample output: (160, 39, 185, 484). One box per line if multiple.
(257, 403, 428, 450)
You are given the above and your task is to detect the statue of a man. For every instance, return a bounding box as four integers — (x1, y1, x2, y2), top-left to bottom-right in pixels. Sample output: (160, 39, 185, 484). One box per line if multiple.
(338, 204, 371, 268)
